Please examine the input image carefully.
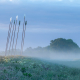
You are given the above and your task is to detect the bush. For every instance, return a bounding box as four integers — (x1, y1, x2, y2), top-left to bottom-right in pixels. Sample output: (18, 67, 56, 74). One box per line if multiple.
(21, 67, 26, 73)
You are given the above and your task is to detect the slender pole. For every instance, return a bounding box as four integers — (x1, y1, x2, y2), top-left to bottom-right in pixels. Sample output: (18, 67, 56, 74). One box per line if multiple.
(5, 24, 10, 56)
(21, 23, 24, 55)
(14, 19, 17, 56)
(9, 21, 13, 55)
(8, 22, 12, 56)
(15, 21, 20, 55)
(22, 21, 27, 46)
(5, 18, 12, 56)
(12, 20, 15, 55)
(21, 16, 25, 55)
(21, 16, 27, 55)
(5, 16, 27, 56)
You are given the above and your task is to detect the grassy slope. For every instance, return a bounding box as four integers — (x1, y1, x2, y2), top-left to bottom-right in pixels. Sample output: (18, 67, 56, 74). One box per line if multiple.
(0, 56, 80, 80)
(43, 59, 80, 69)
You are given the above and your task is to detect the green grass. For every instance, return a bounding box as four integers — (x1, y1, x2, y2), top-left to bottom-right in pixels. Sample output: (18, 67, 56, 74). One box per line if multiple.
(0, 56, 80, 80)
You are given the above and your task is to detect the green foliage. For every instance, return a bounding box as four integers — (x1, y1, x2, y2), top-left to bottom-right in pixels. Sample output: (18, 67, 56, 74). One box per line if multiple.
(24, 38, 80, 55)
(70, 69, 80, 76)
(23, 73, 32, 77)
(32, 63, 40, 68)
(50, 38, 80, 52)
(58, 74, 67, 78)
(23, 72, 28, 76)
(0, 56, 80, 80)
(15, 66, 20, 71)
(3, 69, 7, 73)
(0, 57, 5, 63)
(21, 67, 26, 73)
(28, 73, 32, 77)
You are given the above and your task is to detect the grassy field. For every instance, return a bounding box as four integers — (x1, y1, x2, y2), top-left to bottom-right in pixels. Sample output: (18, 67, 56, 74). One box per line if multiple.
(0, 56, 80, 80)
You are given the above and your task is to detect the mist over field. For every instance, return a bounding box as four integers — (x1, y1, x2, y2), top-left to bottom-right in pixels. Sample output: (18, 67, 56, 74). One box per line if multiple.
(1, 48, 80, 69)
(24, 52, 80, 61)
(0, 48, 80, 61)
(1, 38, 80, 62)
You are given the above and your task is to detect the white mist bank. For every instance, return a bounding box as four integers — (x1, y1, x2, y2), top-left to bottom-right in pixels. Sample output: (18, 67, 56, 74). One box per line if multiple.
(23, 51, 80, 61)
(0, 50, 80, 61)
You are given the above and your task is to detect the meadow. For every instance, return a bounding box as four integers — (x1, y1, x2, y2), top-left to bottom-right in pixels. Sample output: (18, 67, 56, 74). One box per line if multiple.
(0, 56, 80, 80)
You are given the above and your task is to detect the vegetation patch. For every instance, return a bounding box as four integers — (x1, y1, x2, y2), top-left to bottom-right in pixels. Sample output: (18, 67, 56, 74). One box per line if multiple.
(0, 56, 80, 80)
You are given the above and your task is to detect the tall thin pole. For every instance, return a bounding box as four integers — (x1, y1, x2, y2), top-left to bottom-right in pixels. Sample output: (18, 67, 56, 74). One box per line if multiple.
(21, 23, 24, 55)
(23, 21, 27, 46)
(8, 22, 12, 56)
(21, 16, 27, 55)
(14, 17, 17, 55)
(12, 20, 15, 55)
(5, 18, 12, 56)
(5, 15, 27, 56)
(9, 20, 13, 55)
(21, 16, 25, 55)
(15, 21, 20, 54)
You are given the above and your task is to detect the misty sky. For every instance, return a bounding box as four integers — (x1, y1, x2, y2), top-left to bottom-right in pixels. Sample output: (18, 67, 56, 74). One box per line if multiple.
(0, 0, 80, 51)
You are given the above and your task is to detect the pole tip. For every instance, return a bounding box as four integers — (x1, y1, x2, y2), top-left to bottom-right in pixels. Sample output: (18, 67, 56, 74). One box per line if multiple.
(25, 21, 27, 25)
(10, 17, 12, 22)
(16, 15, 18, 20)
(24, 14, 26, 18)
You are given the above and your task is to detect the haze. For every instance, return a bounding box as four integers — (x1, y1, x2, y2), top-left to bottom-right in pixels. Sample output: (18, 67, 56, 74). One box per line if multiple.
(0, 0, 80, 62)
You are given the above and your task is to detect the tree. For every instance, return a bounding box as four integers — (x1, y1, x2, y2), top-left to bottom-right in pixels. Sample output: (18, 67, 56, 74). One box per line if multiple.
(50, 38, 79, 52)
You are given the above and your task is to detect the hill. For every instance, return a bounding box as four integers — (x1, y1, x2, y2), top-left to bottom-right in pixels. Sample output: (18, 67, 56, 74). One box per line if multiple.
(49, 38, 80, 52)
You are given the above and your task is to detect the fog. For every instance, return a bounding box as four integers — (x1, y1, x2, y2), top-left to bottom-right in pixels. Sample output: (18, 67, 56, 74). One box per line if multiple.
(22, 49, 80, 68)
(24, 51, 80, 61)
(1, 49, 80, 68)
(1, 49, 80, 61)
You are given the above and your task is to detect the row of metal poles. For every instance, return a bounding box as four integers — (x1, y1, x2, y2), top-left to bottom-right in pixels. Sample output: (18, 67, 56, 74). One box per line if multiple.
(5, 16, 27, 56)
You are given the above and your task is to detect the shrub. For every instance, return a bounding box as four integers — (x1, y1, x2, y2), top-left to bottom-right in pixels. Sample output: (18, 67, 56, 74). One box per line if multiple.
(21, 67, 26, 73)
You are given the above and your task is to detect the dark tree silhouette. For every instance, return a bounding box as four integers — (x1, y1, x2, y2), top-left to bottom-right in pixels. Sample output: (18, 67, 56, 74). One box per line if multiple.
(50, 38, 79, 52)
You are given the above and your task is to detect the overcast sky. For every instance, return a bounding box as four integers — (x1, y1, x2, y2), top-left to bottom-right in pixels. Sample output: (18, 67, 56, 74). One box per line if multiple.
(0, 0, 80, 51)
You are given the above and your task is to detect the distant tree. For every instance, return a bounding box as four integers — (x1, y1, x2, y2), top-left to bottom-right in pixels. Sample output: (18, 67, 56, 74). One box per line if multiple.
(35, 46, 43, 50)
(24, 47, 33, 54)
(50, 38, 79, 52)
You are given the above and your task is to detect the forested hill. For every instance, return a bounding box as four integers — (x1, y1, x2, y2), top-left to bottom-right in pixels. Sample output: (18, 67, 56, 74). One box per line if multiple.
(24, 38, 80, 54)
(47, 38, 80, 52)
